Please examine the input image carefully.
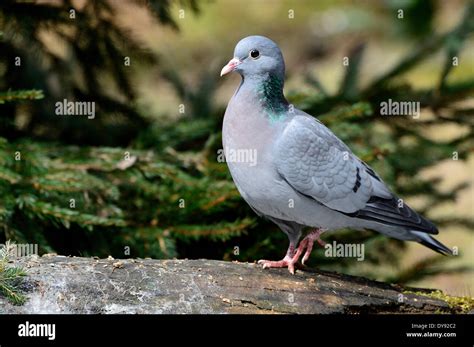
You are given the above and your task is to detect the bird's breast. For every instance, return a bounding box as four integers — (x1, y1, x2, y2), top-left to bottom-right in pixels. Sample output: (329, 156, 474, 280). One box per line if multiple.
(221, 93, 289, 212)
(222, 94, 281, 171)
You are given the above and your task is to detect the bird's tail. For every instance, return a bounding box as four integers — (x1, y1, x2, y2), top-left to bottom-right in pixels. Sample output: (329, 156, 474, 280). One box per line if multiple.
(411, 230, 453, 255)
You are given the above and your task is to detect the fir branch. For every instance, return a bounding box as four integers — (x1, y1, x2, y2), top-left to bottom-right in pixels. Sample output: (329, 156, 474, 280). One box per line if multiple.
(0, 89, 44, 104)
(18, 195, 127, 230)
(0, 241, 27, 305)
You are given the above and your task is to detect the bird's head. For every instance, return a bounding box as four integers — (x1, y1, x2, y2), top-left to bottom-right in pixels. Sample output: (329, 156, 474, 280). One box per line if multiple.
(220, 35, 285, 80)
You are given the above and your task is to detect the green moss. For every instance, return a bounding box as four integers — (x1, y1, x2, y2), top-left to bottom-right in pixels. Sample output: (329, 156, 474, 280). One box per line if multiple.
(404, 290, 474, 313)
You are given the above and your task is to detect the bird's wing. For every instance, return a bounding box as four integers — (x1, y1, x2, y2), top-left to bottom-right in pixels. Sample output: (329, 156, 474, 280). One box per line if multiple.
(275, 114, 438, 234)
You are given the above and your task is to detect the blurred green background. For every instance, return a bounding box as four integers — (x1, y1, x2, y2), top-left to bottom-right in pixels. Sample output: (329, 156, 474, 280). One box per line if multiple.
(0, 0, 473, 297)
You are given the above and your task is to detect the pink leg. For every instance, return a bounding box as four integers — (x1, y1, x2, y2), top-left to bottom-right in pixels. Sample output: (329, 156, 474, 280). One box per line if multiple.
(298, 228, 326, 265)
(258, 228, 326, 274)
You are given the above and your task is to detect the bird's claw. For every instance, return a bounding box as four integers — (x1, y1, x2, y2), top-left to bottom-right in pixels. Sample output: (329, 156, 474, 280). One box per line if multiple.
(301, 239, 314, 266)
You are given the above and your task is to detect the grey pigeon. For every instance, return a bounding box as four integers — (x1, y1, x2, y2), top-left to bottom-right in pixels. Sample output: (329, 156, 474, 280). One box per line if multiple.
(221, 35, 452, 274)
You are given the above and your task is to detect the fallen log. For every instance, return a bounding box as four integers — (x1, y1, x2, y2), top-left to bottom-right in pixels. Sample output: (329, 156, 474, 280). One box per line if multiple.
(0, 255, 466, 314)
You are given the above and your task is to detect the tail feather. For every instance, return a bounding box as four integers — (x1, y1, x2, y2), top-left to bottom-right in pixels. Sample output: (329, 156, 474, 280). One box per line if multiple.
(411, 230, 453, 255)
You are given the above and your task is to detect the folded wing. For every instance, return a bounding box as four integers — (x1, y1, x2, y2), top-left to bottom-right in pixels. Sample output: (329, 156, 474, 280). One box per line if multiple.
(275, 115, 438, 234)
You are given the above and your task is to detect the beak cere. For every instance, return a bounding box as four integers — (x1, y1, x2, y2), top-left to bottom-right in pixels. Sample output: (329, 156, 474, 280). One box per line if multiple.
(220, 58, 242, 76)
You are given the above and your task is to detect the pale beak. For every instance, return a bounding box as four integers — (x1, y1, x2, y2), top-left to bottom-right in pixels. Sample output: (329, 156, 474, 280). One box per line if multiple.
(220, 57, 242, 76)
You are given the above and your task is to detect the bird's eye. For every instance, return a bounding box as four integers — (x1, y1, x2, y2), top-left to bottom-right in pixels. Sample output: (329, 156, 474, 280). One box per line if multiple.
(249, 49, 260, 59)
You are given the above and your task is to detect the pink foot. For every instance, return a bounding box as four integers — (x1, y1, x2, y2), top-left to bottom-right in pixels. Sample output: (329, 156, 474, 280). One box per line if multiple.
(258, 255, 304, 275)
(258, 243, 301, 274)
(258, 228, 326, 274)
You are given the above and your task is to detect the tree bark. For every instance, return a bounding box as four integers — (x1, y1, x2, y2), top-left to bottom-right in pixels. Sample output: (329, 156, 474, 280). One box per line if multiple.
(0, 255, 460, 314)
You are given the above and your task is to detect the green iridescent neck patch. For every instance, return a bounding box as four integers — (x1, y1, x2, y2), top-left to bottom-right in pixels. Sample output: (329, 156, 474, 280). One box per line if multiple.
(256, 74, 288, 123)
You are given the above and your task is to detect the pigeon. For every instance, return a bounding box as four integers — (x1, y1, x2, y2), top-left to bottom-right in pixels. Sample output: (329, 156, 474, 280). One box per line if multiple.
(220, 35, 452, 274)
